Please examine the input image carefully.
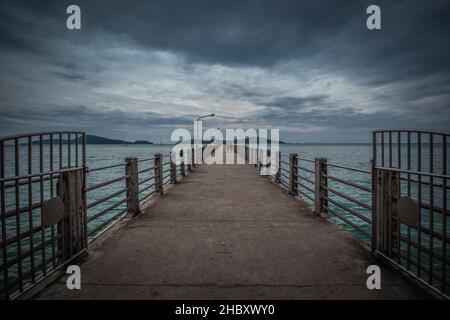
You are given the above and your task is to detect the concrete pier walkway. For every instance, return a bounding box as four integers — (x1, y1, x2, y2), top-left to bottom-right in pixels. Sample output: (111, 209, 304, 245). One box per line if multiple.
(38, 164, 429, 299)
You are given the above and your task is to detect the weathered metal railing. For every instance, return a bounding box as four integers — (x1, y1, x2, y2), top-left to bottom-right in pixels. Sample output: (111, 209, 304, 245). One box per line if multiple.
(274, 153, 372, 242)
(0, 131, 86, 300)
(265, 129, 449, 298)
(85, 161, 129, 237)
(372, 129, 449, 298)
(1, 131, 195, 300)
(85, 151, 192, 238)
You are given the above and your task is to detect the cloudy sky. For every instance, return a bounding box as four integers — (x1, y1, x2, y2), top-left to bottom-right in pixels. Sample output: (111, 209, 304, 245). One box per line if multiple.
(0, 0, 449, 143)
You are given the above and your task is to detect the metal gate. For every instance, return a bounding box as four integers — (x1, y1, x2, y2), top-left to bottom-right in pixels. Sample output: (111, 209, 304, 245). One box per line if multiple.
(0, 131, 87, 299)
(372, 129, 449, 298)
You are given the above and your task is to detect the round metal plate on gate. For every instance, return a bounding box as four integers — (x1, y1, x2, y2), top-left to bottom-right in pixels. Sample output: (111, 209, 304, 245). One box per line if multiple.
(398, 196, 420, 227)
(42, 197, 64, 226)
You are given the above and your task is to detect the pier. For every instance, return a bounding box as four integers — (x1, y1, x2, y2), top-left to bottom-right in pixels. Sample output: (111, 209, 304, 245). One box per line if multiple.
(0, 130, 449, 300)
(37, 163, 428, 299)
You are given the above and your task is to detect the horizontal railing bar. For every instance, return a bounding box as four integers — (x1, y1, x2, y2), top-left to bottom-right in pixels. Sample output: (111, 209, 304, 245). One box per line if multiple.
(139, 176, 155, 185)
(397, 252, 448, 285)
(0, 235, 61, 272)
(139, 191, 156, 203)
(85, 175, 128, 192)
(420, 202, 449, 216)
(0, 131, 85, 142)
(87, 163, 126, 172)
(299, 174, 314, 186)
(400, 235, 450, 265)
(373, 129, 450, 136)
(298, 190, 314, 202)
(0, 167, 82, 183)
(298, 182, 314, 194)
(138, 167, 155, 174)
(87, 197, 128, 223)
(297, 157, 315, 163)
(324, 186, 372, 210)
(88, 208, 128, 236)
(0, 251, 62, 295)
(280, 172, 289, 180)
(86, 188, 127, 209)
(298, 166, 314, 174)
(3, 174, 59, 189)
(324, 196, 372, 224)
(327, 163, 371, 174)
(280, 160, 289, 165)
(416, 224, 450, 244)
(323, 204, 371, 239)
(3, 202, 42, 219)
(139, 183, 156, 194)
(325, 174, 372, 193)
(400, 175, 449, 188)
(375, 166, 450, 179)
(138, 157, 155, 163)
(280, 167, 289, 173)
(0, 223, 45, 247)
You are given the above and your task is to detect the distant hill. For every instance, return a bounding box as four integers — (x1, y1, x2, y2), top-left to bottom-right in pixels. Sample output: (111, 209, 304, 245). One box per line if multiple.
(28, 135, 153, 145)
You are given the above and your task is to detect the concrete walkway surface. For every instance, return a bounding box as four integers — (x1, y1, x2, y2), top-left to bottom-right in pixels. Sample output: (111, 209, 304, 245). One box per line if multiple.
(37, 164, 430, 299)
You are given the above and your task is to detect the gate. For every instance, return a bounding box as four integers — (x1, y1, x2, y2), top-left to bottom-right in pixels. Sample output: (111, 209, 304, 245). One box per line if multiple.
(372, 129, 449, 298)
(0, 131, 87, 299)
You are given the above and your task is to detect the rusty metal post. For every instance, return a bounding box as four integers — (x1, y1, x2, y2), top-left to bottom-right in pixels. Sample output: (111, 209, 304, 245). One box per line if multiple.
(245, 145, 249, 163)
(59, 169, 85, 261)
(180, 161, 186, 177)
(289, 153, 298, 195)
(154, 153, 164, 195)
(314, 157, 328, 217)
(125, 157, 140, 217)
(170, 160, 178, 184)
(275, 151, 281, 183)
(375, 169, 400, 258)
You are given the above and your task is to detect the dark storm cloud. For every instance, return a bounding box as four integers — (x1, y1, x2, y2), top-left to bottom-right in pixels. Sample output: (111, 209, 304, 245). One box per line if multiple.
(0, 0, 449, 142)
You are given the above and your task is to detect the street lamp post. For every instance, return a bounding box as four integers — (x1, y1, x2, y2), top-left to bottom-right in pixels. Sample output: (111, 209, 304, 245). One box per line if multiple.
(194, 114, 215, 164)
(196, 113, 215, 121)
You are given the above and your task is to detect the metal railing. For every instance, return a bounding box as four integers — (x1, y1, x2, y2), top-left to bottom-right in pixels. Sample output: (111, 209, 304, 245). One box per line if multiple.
(1, 133, 195, 299)
(85, 151, 192, 238)
(0, 131, 86, 300)
(372, 129, 449, 298)
(272, 153, 372, 243)
(264, 129, 449, 298)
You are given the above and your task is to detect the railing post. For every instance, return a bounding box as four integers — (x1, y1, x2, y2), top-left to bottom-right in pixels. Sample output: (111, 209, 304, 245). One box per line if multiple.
(58, 169, 85, 261)
(125, 157, 140, 217)
(289, 153, 298, 195)
(180, 161, 186, 177)
(170, 160, 178, 184)
(245, 145, 249, 163)
(375, 169, 400, 258)
(154, 153, 164, 195)
(275, 151, 281, 183)
(314, 157, 328, 217)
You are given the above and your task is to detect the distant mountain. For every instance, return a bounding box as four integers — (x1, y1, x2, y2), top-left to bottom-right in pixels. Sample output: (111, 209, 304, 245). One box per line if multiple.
(133, 140, 153, 145)
(83, 135, 153, 145)
(84, 135, 131, 144)
(28, 135, 153, 145)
